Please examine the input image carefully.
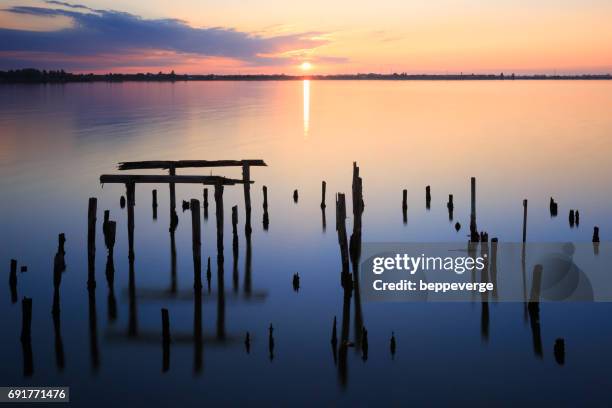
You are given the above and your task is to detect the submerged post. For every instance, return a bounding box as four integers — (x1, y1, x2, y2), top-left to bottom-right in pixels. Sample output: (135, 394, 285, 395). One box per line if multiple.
(126, 182, 136, 262)
(425, 185, 431, 209)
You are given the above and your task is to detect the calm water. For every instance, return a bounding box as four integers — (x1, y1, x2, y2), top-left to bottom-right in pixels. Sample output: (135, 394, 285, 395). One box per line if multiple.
(1, 80, 612, 406)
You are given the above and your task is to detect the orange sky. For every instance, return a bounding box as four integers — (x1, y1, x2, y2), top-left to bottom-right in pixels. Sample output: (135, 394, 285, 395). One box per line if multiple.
(0, 0, 610, 74)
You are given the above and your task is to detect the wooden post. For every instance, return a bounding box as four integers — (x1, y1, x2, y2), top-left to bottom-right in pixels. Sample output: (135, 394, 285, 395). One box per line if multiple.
(215, 183, 224, 259)
(569, 209, 575, 226)
(321, 181, 327, 209)
(126, 182, 135, 262)
(402, 189, 407, 224)
(293, 189, 299, 203)
(262, 186, 269, 231)
(593, 226, 600, 242)
(152, 189, 158, 219)
(232, 205, 239, 256)
(575, 210, 580, 226)
(336, 193, 350, 288)
(242, 164, 252, 236)
(169, 166, 177, 230)
(191, 199, 202, 290)
(470, 177, 478, 241)
(203, 188, 209, 219)
(88, 197, 97, 290)
(470, 177, 476, 216)
(425, 185, 431, 209)
(21, 297, 32, 343)
(87, 198, 97, 256)
(522, 199, 528, 243)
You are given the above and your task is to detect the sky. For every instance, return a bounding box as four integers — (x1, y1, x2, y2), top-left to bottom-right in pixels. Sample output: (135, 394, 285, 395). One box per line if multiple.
(0, 0, 611, 74)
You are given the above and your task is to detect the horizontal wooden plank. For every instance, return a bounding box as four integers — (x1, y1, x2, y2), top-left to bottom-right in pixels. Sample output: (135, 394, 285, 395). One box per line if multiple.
(100, 174, 251, 185)
(118, 159, 267, 170)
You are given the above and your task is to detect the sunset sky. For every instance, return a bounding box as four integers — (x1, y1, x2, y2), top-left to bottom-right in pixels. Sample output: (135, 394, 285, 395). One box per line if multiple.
(0, 0, 611, 74)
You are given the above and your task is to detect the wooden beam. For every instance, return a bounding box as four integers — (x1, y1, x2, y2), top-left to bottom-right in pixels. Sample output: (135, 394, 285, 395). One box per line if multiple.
(118, 160, 267, 170)
(100, 174, 251, 185)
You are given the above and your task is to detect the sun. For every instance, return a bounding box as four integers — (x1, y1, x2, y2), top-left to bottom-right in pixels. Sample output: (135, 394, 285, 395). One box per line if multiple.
(300, 61, 313, 71)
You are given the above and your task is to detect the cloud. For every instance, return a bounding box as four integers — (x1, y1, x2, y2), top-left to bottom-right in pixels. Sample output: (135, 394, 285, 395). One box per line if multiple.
(0, 1, 342, 71)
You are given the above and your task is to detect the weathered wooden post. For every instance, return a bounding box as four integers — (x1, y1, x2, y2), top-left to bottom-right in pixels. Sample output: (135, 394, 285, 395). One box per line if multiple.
(402, 189, 407, 224)
(390, 332, 396, 358)
(169, 165, 177, 231)
(232, 205, 239, 256)
(262, 186, 269, 231)
(575, 210, 580, 226)
(87, 197, 97, 290)
(593, 226, 600, 242)
(350, 162, 363, 262)
(203, 188, 209, 220)
(522, 199, 528, 243)
(321, 181, 327, 209)
(191, 199, 202, 290)
(242, 164, 252, 236)
(470, 177, 478, 242)
(336, 193, 350, 288)
(126, 182, 135, 262)
(293, 189, 299, 203)
(569, 209, 575, 227)
(425, 185, 431, 209)
(447, 194, 454, 220)
(215, 183, 224, 259)
(549, 197, 558, 217)
(152, 189, 158, 219)
(120, 196, 126, 209)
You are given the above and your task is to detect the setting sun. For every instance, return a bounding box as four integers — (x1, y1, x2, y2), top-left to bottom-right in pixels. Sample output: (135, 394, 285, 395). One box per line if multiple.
(300, 61, 313, 71)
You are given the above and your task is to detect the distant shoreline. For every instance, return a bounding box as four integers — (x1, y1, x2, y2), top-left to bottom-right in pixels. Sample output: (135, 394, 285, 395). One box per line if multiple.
(1, 69, 610, 83)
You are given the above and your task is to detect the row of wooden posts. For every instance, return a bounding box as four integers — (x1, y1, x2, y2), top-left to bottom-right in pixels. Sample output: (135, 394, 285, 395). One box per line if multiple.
(10, 162, 590, 376)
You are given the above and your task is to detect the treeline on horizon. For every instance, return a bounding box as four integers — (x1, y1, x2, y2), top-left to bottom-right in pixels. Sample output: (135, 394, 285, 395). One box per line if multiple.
(1, 68, 610, 83)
